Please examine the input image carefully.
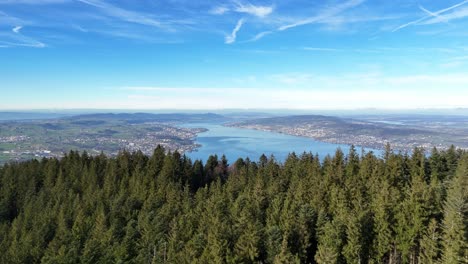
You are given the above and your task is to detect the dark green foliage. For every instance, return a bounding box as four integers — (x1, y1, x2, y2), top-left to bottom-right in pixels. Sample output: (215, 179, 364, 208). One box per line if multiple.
(0, 146, 466, 263)
(441, 154, 468, 264)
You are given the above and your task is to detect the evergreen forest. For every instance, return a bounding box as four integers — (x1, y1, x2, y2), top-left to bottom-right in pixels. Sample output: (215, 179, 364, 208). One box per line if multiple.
(0, 145, 467, 263)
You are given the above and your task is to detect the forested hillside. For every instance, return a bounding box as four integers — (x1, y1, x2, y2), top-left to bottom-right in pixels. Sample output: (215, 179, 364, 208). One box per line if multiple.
(0, 145, 466, 263)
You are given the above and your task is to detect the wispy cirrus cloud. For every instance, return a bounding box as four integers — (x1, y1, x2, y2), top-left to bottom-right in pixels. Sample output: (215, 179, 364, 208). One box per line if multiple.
(225, 18, 244, 44)
(12, 25, 22, 33)
(421, 6, 468, 25)
(92, 28, 183, 43)
(418, 5, 450, 24)
(248, 30, 272, 42)
(0, 0, 465, 51)
(76, 0, 169, 29)
(233, 1, 274, 18)
(393, 0, 468, 32)
(0, 38, 46, 48)
(0, 18, 45, 48)
(210, 6, 229, 15)
(250, 0, 367, 42)
(0, 10, 25, 25)
(211, 1, 274, 18)
(278, 0, 365, 31)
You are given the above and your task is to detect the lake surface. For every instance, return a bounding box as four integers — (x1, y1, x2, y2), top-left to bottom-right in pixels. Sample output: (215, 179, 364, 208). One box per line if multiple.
(182, 123, 381, 163)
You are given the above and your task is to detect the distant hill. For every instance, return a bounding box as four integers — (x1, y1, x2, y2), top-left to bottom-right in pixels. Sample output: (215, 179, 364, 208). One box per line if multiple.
(229, 114, 468, 151)
(230, 115, 426, 136)
(0, 112, 71, 121)
(68, 112, 227, 124)
(241, 115, 345, 125)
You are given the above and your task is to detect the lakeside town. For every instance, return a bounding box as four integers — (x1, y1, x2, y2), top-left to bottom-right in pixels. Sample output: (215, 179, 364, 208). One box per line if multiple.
(2, 112, 468, 164)
(0, 119, 206, 164)
(228, 115, 468, 152)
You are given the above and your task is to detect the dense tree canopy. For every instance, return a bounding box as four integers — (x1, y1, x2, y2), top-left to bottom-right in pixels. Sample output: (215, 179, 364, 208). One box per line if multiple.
(0, 145, 466, 263)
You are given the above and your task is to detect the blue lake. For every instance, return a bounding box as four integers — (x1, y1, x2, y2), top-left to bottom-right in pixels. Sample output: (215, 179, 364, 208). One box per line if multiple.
(182, 123, 381, 163)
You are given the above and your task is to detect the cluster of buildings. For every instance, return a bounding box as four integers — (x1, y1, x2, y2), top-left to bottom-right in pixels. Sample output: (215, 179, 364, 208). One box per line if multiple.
(0, 135, 29, 143)
(232, 123, 465, 152)
(0, 125, 206, 164)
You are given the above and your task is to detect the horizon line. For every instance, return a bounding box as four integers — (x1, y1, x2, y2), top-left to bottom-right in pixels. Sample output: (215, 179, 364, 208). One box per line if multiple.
(0, 107, 467, 112)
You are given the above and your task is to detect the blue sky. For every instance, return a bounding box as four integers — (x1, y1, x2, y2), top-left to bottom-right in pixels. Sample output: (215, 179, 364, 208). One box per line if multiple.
(1, 0, 468, 110)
